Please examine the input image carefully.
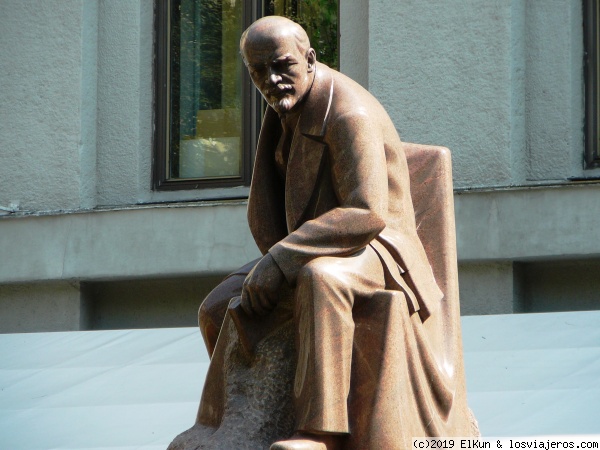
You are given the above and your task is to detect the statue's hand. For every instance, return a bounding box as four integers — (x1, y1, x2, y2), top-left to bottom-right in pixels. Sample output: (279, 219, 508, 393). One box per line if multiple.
(241, 253, 285, 317)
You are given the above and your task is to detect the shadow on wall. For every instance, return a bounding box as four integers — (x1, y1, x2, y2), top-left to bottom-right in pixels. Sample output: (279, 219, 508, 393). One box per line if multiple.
(81, 275, 226, 330)
(459, 259, 600, 316)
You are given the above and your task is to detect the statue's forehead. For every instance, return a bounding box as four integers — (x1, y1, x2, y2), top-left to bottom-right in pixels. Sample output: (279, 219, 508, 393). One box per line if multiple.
(247, 21, 296, 41)
(243, 31, 297, 62)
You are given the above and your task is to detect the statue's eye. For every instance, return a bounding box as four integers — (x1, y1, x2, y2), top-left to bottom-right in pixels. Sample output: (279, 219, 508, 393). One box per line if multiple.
(274, 60, 295, 71)
(249, 66, 265, 76)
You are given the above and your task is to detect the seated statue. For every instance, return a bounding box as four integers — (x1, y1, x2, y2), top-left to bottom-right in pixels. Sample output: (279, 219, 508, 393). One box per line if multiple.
(169, 16, 479, 450)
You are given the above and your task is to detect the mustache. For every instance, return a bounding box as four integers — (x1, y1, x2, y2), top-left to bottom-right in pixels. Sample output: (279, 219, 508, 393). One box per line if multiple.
(268, 84, 294, 96)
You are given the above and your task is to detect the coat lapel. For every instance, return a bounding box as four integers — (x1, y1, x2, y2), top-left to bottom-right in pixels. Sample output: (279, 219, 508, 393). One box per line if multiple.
(247, 107, 287, 254)
(285, 64, 334, 232)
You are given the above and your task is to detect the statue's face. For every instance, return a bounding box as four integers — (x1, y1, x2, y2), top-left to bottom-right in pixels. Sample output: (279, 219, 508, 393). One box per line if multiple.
(243, 32, 315, 115)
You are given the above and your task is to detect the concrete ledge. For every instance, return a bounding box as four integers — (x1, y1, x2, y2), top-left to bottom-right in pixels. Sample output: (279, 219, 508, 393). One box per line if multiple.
(1, 184, 599, 284)
(455, 183, 600, 261)
(0, 202, 260, 284)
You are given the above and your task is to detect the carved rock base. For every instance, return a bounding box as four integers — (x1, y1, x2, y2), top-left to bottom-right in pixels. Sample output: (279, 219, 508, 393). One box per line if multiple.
(168, 319, 296, 450)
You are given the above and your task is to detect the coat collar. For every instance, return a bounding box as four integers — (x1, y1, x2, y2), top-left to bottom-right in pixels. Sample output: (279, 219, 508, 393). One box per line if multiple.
(297, 62, 334, 138)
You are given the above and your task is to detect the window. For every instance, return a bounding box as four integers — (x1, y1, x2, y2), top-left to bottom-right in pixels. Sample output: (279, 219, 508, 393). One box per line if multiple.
(154, 0, 338, 190)
(154, 0, 257, 190)
(584, 0, 600, 168)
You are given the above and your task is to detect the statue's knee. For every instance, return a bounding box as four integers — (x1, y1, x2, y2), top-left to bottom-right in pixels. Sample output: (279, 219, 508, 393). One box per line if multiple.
(297, 258, 345, 292)
(198, 271, 249, 356)
(296, 258, 360, 319)
(198, 293, 220, 329)
(198, 294, 223, 358)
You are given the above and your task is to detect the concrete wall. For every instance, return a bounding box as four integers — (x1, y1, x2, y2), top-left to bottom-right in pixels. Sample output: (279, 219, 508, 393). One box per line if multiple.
(458, 258, 600, 316)
(1, 0, 599, 332)
(455, 183, 600, 315)
(340, 0, 369, 89)
(1, 0, 594, 204)
(0, 1, 84, 212)
(458, 262, 518, 316)
(0, 0, 253, 330)
(84, 275, 224, 330)
(0, 282, 87, 333)
(356, 0, 600, 316)
(0, 203, 260, 284)
(2, 183, 599, 329)
(0, 0, 249, 218)
(363, 0, 597, 187)
(369, 0, 513, 188)
(455, 184, 600, 262)
(2, 0, 592, 203)
(3, 184, 599, 284)
(0, 202, 260, 333)
(518, 260, 600, 313)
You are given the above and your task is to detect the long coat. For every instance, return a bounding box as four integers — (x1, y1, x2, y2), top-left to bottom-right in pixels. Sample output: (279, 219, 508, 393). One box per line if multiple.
(248, 62, 443, 322)
(184, 63, 477, 450)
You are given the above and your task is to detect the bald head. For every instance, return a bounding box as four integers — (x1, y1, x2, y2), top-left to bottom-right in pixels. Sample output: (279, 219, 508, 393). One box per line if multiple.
(240, 16, 311, 63)
(240, 16, 316, 115)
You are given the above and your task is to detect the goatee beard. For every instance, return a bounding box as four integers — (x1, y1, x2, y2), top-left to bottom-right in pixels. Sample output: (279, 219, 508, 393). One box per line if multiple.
(273, 97, 294, 114)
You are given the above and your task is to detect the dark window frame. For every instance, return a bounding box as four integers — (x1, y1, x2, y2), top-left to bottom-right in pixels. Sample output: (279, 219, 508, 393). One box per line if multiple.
(153, 0, 261, 191)
(584, 0, 600, 168)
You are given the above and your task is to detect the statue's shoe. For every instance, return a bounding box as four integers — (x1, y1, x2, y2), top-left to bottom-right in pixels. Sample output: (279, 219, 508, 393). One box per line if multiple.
(270, 433, 339, 450)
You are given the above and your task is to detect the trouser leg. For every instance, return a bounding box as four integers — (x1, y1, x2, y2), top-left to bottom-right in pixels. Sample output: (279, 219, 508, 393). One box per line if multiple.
(198, 258, 260, 356)
(293, 246, 386, 434)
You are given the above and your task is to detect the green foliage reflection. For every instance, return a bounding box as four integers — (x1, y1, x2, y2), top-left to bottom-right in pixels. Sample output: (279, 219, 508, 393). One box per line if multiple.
(265, 0, 338, 70)
(170, 0, 243, 179)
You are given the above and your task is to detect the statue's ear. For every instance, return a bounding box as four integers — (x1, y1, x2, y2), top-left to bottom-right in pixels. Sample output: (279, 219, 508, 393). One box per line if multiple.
(307, 48, 316, 72)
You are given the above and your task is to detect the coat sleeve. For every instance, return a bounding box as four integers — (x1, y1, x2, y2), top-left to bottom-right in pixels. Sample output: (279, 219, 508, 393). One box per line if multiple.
(269, 110, 389, 285)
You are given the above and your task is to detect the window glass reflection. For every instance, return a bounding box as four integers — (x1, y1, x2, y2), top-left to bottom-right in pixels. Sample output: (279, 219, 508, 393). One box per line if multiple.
(170, 0, 243, 180)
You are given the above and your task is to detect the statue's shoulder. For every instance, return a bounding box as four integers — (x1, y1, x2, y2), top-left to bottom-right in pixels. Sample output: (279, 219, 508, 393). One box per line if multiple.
(305, 63, 391, 143)
(318, 63, 385, 124)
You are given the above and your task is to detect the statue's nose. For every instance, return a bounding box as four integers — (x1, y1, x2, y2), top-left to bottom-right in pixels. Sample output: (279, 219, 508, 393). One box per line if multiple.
(269, 71, 282, 85)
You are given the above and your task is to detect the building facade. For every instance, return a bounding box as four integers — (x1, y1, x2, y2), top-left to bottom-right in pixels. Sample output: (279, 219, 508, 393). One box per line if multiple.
(1, 0, 599, 333)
